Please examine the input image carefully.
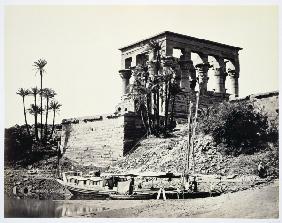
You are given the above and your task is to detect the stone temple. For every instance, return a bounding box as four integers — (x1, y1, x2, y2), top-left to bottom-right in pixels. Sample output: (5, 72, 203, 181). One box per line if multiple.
(61, 31, 242, 168)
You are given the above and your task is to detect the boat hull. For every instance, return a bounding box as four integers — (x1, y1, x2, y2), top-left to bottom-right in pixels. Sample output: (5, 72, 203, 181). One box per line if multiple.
(57, 179, 101, 195)
(109, 193, 155, 200)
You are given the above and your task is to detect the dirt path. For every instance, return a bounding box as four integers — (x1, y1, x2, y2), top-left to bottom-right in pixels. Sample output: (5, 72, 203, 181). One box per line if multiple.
(78, 180, 278, 218)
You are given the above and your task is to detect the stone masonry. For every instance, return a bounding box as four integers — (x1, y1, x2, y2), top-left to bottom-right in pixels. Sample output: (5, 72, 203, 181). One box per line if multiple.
(61, 31, 243, 167)
(116, 31, 242, 118)
(118, 31, 242, 99)
(61, 113, 146, 168)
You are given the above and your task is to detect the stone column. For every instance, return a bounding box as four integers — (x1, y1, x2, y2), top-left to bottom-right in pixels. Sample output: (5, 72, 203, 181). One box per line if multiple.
(131, 54, 137, 68)
(119, 69, 132, 95)
(195, 63, 210, 95)
(190, 68, 197, 91)
(228, 69, 239, 97)
(214, 67, 227, 93)
(214, 57, 227, 93)
(147, 61, 156, 114)
(147, 60, 156, 81)
(179, 49, 193, 92)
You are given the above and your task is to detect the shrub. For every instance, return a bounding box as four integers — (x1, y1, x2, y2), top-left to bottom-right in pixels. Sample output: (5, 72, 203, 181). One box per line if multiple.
(198, 101, 269, 156)
(5, 125, 33, 162)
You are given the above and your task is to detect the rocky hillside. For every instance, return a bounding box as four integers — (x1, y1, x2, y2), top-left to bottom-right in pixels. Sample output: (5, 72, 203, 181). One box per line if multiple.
(110, 91, 279, 178)
(110, 124, 278, 178)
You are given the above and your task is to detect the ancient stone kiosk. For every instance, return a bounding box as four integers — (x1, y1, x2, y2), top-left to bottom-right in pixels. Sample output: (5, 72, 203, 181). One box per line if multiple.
(61, 31, 242, 168)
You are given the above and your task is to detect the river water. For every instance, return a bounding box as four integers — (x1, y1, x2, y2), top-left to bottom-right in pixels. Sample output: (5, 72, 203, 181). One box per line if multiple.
(5, 197, 108, 218)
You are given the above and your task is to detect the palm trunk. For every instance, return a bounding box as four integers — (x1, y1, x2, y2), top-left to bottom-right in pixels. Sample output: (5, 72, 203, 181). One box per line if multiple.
(40, 71, 43, 142)
(49, 109, 56, 141)
(186, 100, 193, 181)
(140, 107, 147, 131)
(146, 93, 152, 135)
(153, 92, 157, 133)
(44, 96, 49, 142)
(22, 97, 31, 137)
(156, 87, 160, 132)
(170, 94, 176, 125)
(164, 81, 169, 134)
(34, 94, 39, 141)
(190, 92, 200, 174)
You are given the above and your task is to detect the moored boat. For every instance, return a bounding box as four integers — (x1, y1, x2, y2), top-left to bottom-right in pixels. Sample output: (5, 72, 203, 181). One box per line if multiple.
(109, 192, 155, 200)
(57, 171, 116, 197)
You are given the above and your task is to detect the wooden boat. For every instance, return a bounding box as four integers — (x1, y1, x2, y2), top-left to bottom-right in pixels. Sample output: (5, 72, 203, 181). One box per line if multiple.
(109, 192, 155, 200)
(57, 171, 116, 197)
(57, 171, 134, 197)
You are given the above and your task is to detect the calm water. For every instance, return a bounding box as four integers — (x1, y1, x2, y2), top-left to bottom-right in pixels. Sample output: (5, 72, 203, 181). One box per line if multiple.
(5, 197, 108, 218)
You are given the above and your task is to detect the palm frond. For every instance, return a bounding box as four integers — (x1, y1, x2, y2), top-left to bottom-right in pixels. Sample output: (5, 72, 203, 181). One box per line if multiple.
(16, 88, 30, 97)
(33, 58, 47, 73)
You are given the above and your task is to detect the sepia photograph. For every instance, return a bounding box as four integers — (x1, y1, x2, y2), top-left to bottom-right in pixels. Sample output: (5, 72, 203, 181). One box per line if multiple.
(1, 1, 280, 220)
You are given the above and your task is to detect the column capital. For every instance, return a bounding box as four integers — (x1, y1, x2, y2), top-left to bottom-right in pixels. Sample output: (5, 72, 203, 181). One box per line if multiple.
(228, 69, 239, 78)
(119, 69, 132, 80)
(179, 59, 193, 71)
(195, 62, 211, 73)
(162, 56, 175, 67)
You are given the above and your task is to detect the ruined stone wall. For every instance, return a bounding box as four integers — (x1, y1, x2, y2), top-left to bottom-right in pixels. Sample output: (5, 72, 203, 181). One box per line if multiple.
(232, 91, 279, 125)
(173, 91, 230, 123)
(173, 90, 278, 124)
(60, 113, 146, 167)
(61, 115, 125, 168)
(115, 95, 135, 115)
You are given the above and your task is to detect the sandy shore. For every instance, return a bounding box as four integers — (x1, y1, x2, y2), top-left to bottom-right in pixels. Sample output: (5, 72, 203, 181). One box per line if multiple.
(65, 180, 278, 218)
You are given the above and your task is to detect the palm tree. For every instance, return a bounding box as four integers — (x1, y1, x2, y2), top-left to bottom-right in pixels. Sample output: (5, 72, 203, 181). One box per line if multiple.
(48, 101, 62, 141)
(147, 40, 164, 133)
(29, 87, 40, 141)
(42, 88, 56, 142)
(16, 88, 31, 137)
(33, 59, 47, 142)
(28, 104, 42, 125)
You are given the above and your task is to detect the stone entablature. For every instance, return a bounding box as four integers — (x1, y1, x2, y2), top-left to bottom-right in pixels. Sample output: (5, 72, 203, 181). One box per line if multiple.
(118, 31, 242, 98)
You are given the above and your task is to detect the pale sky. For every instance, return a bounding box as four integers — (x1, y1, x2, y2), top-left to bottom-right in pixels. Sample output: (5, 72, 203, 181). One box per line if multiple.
(4, 5, 278, 127)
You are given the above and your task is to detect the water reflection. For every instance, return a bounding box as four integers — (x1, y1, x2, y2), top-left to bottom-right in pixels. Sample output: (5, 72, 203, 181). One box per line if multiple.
(55, 202, 107, 217)
(5, 196, 108, 218)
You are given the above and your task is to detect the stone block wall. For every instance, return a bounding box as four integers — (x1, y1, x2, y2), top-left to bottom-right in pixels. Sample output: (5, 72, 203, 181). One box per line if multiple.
(232, 91, 279, 125)
(60, 113, 146, 167)
(115, 95, 135, 115)
(172, 91, 230, 122)
(61, 115, 124, 168)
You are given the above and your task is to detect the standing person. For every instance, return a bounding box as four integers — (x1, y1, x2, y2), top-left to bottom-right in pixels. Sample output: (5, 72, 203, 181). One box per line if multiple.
(129, 177, 135, 195)
(190, 176, 198, 192)
(258, 161, 267, 178)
